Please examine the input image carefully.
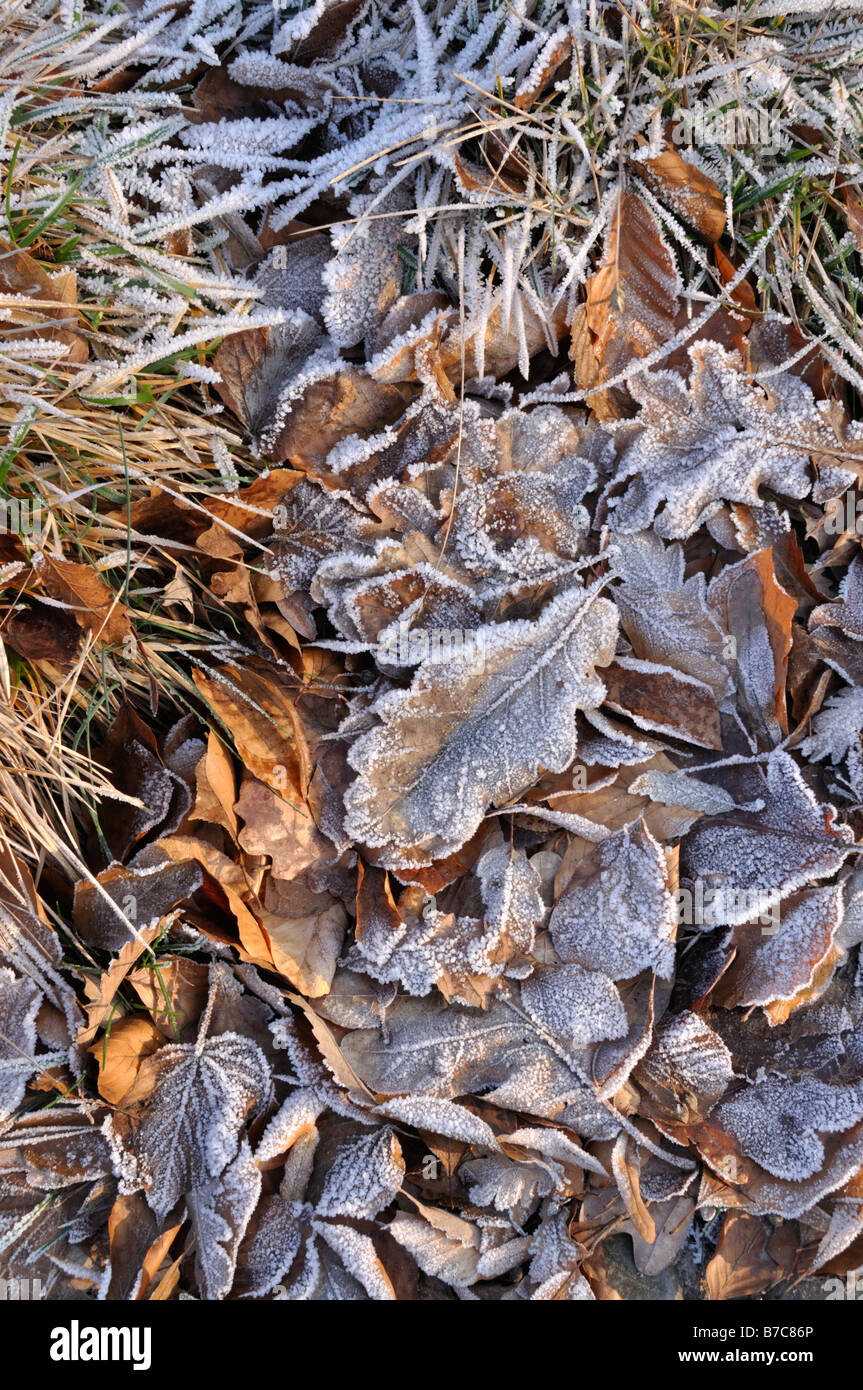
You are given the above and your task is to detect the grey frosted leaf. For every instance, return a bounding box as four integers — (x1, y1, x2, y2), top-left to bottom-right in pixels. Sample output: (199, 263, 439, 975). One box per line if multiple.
(585, 972, 667, 1101)
(811, 1201, 863, 1272)
(481, 1042, 586, 1117)
(255, 1087, 325, 1165)
(0, 867, 81, 1039)
(315, 1127, 404, 1219)
(529, 1207, 588, 1286)
(461, 1154, 556, 1220)
(476, 1234, 534, 1279)
(270, 480, 377, 593)
(131, 1031, 272, 1219)
(491, 406, 607, 489)
(0, 967, 42, 1120)
(683, 750, 854, 923)
(303, 1237, 367, 1300)
(606, 341, 863, 539)
(531, 1270, 595, 1300)
(377, 1096, 500, 1150)
(476, 842, 544, 958)
(799, 686, 863, 764)
(627, 769, 739, 816)
(637, 1011, 733, 1117)
(354, 845, 544, 1003)
(387, 1211, 481, 1287)
(713, 1076, 863, 1181)
(549, 824, 677, 981)
(558, 1087, 623, 1142)
(274, 1237, 320, 1302)
(611, 529, 731, 697)
(240, 1197, 304, 1299)
(188, 1138, 261, 1301)
(578, 707, 659, 767)
(252, 234, 331, 321)
(340, 994, 525, 1098)
(811, 556, 863, 641)
(505, 1126, 608, 1177)
(838, 865, 863, 951)
(343, 580, 619, 867)
(521, 963, 627, 1047)
(322, 187, 407, 349)
(314, 1220, 396, 1300)
(717, 884, 844, 1013)
(314, 968, 390, 1030)
(348, 905, 499, 1002)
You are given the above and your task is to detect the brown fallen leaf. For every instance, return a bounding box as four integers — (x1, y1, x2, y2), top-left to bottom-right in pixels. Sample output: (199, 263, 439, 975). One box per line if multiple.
(258, 871, 347, 997)
(262, 366, 415, 469)
(638, 146, 726, 242)
(192, 662, 310, 795)
(575, 190, 680, 419)
(603, 656, 723, 749)
(704, 1211, 787, 1300)
(90, 1015, 164, 1104)
(714, 242, 758, 316)
(236, 774, 333, 882)
(5, 599, 81, 664)
(73, 860, 204, 953)
(192, 730, 239, 840)
(708, 547, 796, 744)
(127, 956, 210, 1040)
(33, 553, 132, 646)
(841, 182, 863, 253)
(77, 923, 162, 1046)
(0, 239, 88, 363)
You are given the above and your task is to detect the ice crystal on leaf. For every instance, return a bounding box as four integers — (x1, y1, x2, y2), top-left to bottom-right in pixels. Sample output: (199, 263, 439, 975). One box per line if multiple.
(811, 556, 863, 641)
(800, 686, 863, 764)
(187, 1139, 262, 1301)
(521, 963, 628, 1047)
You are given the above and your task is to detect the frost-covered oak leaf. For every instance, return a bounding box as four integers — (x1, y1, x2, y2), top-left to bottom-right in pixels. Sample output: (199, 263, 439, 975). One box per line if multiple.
(606, 341, 863, 539)
(343, 581, 619, 866)
(683, 751, 854, 924)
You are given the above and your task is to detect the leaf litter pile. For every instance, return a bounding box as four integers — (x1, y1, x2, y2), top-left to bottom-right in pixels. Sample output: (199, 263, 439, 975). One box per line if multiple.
(4, 0, 863, 1304)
